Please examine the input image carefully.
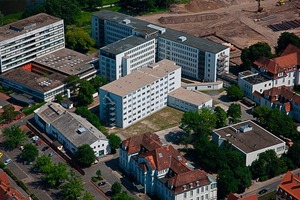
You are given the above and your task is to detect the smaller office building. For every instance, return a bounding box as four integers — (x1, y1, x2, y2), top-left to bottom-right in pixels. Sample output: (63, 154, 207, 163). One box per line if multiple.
(167, 87, 213, 112)
(212, 120, 285, 166)
(34, 102, 110, 157)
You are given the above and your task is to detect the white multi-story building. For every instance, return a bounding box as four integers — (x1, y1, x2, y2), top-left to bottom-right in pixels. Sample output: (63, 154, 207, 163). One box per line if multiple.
(168, 87, 213, 112)
(0, 13, 65, 73)
(92, 10, 230, 82)
(99, 35, 156, 81)
(119, 133, 217, 200)
(99, 59, 181, 128)
(212, 120, 286, 166)
(34, 102, 110, 157)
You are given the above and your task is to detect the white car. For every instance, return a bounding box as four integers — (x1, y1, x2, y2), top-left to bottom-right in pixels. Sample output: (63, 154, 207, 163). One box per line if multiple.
(32, 136, 39, 142)
(4, 158, 12, 166)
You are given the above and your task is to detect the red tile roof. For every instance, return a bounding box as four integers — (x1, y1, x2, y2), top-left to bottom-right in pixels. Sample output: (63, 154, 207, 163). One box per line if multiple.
(228, 193, 258, 200)
(0, 172, 31, 200)
(281, 44, 300, 56)
(277, 171, 300, 199)
(263, 86, 300, 104)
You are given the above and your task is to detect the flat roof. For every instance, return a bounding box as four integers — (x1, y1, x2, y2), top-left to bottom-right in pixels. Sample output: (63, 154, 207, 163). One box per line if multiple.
(35, 102, 107, 147)
(243, 74, 270, 84)
(168, 88, 212, 106)
(213, 120, 284, 154)
(0, 68, 66, 93)
(93, 10, 228, 53)
(100, 59, 180, 96)
(0, 13, 62, 41)
(34, 48, 97, 76)
(100, 35, 151, 55)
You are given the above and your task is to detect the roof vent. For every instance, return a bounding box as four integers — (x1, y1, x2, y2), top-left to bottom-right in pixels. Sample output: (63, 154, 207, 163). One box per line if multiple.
(122, 19, 131, 24)
(77, 127, 86, 134)
(239, 124, 253, 133)
(178, 36, 187, 42)
(158, 153, 163, 158)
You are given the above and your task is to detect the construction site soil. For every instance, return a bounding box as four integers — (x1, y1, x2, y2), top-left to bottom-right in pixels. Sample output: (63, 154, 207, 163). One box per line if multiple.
(138, 0, 300, 65)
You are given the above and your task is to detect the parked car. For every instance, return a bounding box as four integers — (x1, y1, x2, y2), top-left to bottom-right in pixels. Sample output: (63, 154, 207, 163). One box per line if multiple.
(0, 152, 3, 158)
(32, 136, 39, 142)
(48, 152, 54, 157)
(42, 146, 49, 151)
(98, 181, 106, 186)
(36, 140, 43, 146)
(19, 146, 24, 151)
(258, 189, 268, 195)
(4, 158, 12, 166)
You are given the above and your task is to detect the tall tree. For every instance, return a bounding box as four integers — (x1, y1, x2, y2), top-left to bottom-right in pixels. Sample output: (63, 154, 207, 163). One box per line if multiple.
(90, 76, 108, 92)
(43, 162, 68, 186)
(2, 104, 15, 122)
(64, 75, 80, 94)
(82, 192, 95, 200)
(19, 144, 39, 162)
(276, 32, 300, 55)
(108, 134, 121, 154)
(65, 27, 95, 54)
(111, 192, 134, 200)
(252, 105, 270, 126)
(75, 144, 97, 167)
(286, 140, 300, 168)
(60, 170, 84, 200)
(227, 103, 241, 124)
(3, 125, 27, 150)
(77, 80, 94, 106)
(35, 155, 53, 174)
(226, 84, 243, 101)
(111, 182, 122, 196)
(181, 108, 217, 137)
(0, 11, 3, 26)
(214, 106, 227, 128)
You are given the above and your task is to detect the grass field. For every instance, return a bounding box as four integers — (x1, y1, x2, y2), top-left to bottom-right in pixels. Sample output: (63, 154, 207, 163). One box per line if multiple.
(109, 106, 184, 138)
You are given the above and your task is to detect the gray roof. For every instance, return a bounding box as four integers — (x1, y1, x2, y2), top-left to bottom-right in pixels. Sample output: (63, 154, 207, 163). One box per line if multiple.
(243, 74, 270, 84)
(100, 35, 151, 55)
(35, 103, 107, 147)
(213, 120, 285, 154)
(100, 59, 180, 96)
(158, 29, 228, 53)
(0, 13, 62, 41)
(93, 10, 228, 53)
(168, 88, 212, 106)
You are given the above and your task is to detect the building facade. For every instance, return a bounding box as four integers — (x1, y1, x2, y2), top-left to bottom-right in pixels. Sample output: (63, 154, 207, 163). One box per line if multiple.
(212, 120, 286, 166)
(34, 102, 110, 157)
(0, 13, 65, 73)
(99, 59, 181, 128)
(92, 10, 230, 82)
(119, 133, 217, 200)
(99, 36, 156, 81)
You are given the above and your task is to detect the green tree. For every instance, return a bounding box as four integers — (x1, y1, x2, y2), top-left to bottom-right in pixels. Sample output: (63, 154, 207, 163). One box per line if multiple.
(286, 140, 300, 168)
(75, 144, 97, 167)
(253, 106, 270, 126)
(82, 192, 95, 200)
(43, 162, 68, 186)
(35, 155, 53, 174)
(64, 75, 80, 94)
(217, 169, 239, 199)
(19, 144, 39, 162)
(108, 134, 121, 154)
(96, 170, 102, 178)
(0, 11, 3, 26)
(111, 182, 122, 196)
(276, 32, 300, 55)
(241, 42, 272, 71)
(111, 191, 134, 200)
(55, 94, 63, 103)
(214, 106, 227, 128)
(77, 80, 94, 106)
(90, 76, 108, 92)
(226, 84, 243, 101)
(2, 104, 15, 122)
(60, 170, 84, 200)
(181, 108, 217, 137)
(3, 125, 27, 150)
(227, 103, 241, 124)
(66, 27, 95, 54)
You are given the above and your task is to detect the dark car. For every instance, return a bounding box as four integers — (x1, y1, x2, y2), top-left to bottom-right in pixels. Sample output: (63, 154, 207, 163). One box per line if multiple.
(98, 181, 106, 186)
(42, 146, 49, 151)
(258, 189, 268, 195)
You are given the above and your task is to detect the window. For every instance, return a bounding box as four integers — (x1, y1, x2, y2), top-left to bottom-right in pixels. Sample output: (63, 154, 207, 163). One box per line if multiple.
(190, 191, 193, 196)
(184, 193, 187, 198)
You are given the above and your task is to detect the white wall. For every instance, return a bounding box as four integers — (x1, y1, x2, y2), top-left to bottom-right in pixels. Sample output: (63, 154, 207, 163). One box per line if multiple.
(90, 139, 110, 157)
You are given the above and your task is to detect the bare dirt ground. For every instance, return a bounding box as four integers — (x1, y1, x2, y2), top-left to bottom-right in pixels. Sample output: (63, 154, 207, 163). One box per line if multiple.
(138, 0, 300, 64)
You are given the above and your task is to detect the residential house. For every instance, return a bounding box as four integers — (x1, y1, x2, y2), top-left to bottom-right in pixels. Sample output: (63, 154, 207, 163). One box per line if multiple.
(276, 171, 300, 200)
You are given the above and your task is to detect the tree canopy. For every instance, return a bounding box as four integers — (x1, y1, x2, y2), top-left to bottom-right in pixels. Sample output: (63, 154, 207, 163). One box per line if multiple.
(77, 80, 94, 106)
(226, 84, 243, 101)
(286, 140, 300, 168)
(111, 191, 134, 200)
(227, 103, 241, 124)
(43, 162, 69, 187)
(240, 42, 272, 71)
(64, 75, 80, 94)
(276, 32, 300, 55)
(111, 182, 122, 196)
(3, 125, 27, 150)
(75, 144, 97, 167)
(181, 108, 217, 137)
(60, 170, 84, 200)
(19, 144, 39, 162)
(35, 155, 53, 174)
(65, 27, 95, 54)
(2, 104, 15, 122)
(90, 76, 108, 92)
(82, 192, 95, 200)
(108, 134, 121, 153)
(214, 106, 227, 128)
